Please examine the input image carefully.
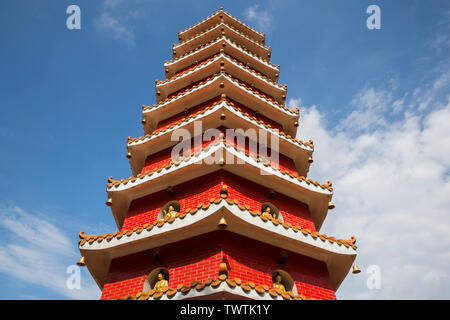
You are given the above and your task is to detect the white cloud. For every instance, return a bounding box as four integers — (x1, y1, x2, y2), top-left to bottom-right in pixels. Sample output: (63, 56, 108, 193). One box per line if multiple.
(287, 97, 302, 109)
(95, 12, 135, 46)
(244, 5, 272, 31)
(0, 206, 100, 299)
(295, 68, 450, 299)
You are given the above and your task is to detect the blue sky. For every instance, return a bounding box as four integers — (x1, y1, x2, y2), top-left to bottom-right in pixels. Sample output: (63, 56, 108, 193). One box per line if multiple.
(0, 0, 449, 299)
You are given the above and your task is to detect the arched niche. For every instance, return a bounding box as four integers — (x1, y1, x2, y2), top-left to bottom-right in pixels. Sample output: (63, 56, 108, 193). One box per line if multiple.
(158, 200, 181, 220)
(261, 203, 283, 221)
(272, 270, 297, 294)
(143, 268, 170, 292)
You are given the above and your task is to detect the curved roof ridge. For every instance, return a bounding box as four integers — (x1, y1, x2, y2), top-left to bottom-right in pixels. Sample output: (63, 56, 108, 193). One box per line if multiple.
(175, 22, 268, 53)
(143, 72, 298, 115)
(178, 7, 264, 38)
(79, 197, 355, 249)
(158, 52, 285, 90)
(130, 99, 311, 150)
(116, 277, 315, 300)
(165, 36, 278, 70)
(107, 140, 331, 192)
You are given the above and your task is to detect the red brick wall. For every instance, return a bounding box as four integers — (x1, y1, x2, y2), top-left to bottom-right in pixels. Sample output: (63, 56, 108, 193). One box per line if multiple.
(100, 231, 336, 300)
(123, 171, 315, 232)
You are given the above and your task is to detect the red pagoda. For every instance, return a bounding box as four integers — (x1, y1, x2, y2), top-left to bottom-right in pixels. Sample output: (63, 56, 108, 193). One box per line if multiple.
(77, 8, 357, 300)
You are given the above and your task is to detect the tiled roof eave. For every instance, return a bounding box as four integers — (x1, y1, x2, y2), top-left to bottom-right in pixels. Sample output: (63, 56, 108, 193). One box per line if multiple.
(158, 53, 285, 91)
(117, 279, 316, 301)
(108, 142, 330, 194)
(143, 73, 298, 117)
(179, 8, 264, 40)
(165, 37, 278, 71)
(175, 22, 268, 53)
(79, 198, 356, 253)
(129, 100, 311, 152)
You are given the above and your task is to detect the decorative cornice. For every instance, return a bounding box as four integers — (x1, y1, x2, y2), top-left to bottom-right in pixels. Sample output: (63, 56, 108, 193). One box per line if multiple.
(143, 72, 298, 116)
(130, 99, 310, 151)
(165, 36, 278, 70)
(175, 22, 269, 54)
(115, 276, 316, 301)
(108, 141, 330, 193)
(79, 197, 355, 249)
(158, 52, 286, 92)
(178, 7, 264, 39)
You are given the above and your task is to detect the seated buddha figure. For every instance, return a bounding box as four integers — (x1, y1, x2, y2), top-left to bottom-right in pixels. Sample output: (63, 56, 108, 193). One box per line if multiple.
(153, 272, 169, 292)
(261, 206, 275, 220)
(273, 274, 286, 293)
(163, 205, 178, 220)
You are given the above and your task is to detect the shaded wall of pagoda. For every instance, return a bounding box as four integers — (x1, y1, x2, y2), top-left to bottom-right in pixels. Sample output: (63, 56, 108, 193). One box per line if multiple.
(100, 231, 336, 300)
(122, 171, 315, 232)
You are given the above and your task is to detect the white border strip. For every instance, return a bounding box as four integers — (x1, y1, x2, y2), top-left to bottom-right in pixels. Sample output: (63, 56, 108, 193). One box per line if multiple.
(145, 73, 294, 116)
(80, 202, 354, 256)
(158, 53, 284, 91)
(130, 101, 310, 152)
(108, 143, 329, 194)
(175, 23, 267, 52)
(165, 37, 278, 71)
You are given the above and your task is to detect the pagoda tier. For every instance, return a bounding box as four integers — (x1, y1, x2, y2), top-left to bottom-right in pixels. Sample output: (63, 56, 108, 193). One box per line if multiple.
(173, 22, 271, 59)
(92, 232, 353, 300)
(156, 52, 286, 104)
(107, 141, 332, 230)
(129, 99, 312, 177)
(78, 7, 357, 301)
(142, 74, 298, 136)
(165, 37, 279, 81)
(178, 8, 265, 44)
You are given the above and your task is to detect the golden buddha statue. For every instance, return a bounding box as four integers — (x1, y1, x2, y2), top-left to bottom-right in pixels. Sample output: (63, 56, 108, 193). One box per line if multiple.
(273, 274, 286, 293)
(261, 206, 274, 220)
(163, 205, 178, 220)
(153, 272, 169, 291)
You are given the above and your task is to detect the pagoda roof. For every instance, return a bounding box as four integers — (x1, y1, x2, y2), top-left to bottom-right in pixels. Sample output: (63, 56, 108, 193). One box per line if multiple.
(106, 140, 332, 230)
(143, 72, 298, 136)
(157, 52, 286, 104)
(165, 37, 279, 81)
(79, 197, 355, 290)
(128, 99, 312, 176)
(178, 7, 265, 44)
(116, 277, 315, 301)
(173, 22, 271, 59)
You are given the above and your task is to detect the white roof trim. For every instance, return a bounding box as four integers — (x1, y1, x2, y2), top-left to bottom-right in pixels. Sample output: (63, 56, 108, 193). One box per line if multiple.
(175, 23, 268, 51)
(165, 37, 278, 71)
(80, 202, 354, 256)
(109, 142, 329, 195)
(179, 10, 264, 38)
(130, 101, 309, 152)
(136, 281, 295, 300)
(144, 73, 295, 116)
(158, 53, 284, 91)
